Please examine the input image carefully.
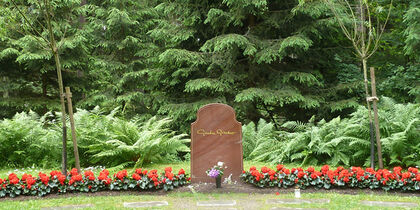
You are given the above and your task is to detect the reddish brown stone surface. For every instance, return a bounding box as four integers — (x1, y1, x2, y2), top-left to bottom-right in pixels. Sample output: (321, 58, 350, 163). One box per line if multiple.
(191, 103, 243, 183)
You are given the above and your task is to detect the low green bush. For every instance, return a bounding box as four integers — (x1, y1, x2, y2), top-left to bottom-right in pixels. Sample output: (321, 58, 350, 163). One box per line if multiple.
(0, 108, 190, 168)
(243, 97, 420, 167)
(0, 111, 61, 168)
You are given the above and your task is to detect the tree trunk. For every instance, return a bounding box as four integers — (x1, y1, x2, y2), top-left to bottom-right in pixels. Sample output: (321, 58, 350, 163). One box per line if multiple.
(370, 67, 383, 169)
(2, 77, 9, 98)
(362, 58, 376, 168)
(45, 0, 68, 175)
(42, 74, 48, 113)
(358, 1, 379, 169)
(65, 87, 81, 173)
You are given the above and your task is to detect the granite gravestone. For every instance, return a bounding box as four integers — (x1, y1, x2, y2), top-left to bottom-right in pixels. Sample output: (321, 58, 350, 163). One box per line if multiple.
(191, 103, 243, 183)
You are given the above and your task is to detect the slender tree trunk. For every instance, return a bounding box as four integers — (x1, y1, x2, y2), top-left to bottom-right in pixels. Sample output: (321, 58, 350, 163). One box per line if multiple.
(42, 74, 48, 113)
(359, 1, 381, 169)
(65, 87, 81, 173)
(53, 48, 68, 175)
(79, 0, 87, 25)
(45, 0, 68, 175)
(2, 77, 9, 98)
(370, 67, 383, 169)
(362, 58, 376, 167)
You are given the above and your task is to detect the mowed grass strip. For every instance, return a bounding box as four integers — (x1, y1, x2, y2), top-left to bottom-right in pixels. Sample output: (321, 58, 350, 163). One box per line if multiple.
(1, 192, 420, 210)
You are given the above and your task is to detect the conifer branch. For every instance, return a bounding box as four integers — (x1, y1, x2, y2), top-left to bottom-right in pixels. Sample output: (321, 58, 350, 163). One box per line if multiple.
(9, 0, 50, 46)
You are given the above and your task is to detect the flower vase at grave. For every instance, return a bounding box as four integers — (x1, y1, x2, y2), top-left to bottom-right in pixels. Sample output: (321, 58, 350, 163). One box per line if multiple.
(216, 176, 222, 188)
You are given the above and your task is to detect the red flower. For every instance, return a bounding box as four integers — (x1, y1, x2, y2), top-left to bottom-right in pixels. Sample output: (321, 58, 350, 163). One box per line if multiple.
(164, 167, 172, 173)
(58, 174, 66, 185)
(327, 170, 335, 182)
(154, 181, 159, 187)
(366, 168, 375, 174)
(0, 178, 3, 185)
(268, 169, 276, 176)
(166, 172, 174, 181)
(356, 168, 365, 176)
(402, 172, 411, 179)
(21, 173, 29, 181)
(294, 179, 298, 183)
(27, 177, 36, 185)
(142, 170, 148, 175)
(251, 170, 260, 177)
(416, 174, 420, 181)
(297, 171, 305, 179)
(261, 166, 269, 173)
(307, 167, 315, 173)
(275, 192, 280, 195)
(148, 170, 158, 179)
(132, 173, 141, 181)
(8, 173, 18, 181)
(84, 171, 94, 177)
(343, 177, 350, 183)
(135, 168, 142, 174)
(102, 169, 110, 176)
(311, 173, 318, 179)
(72, 174, 83, 182)
(178, 168, 185, 175)
(115, 170, 128, 181)
(70, 168, 79, 176)
(276, 165, 284, 171)
(321, 165, 329, 174)
(255, 176, 260, 181)
(50, 170, 62, 177)
(250, 166, 256, 171)
(393, 166, 402, 176)
(98, 174, 107, 181)
(10, 178, 19, 185)
(283, 169, 290, 175)
(408, 167, 418, 174)
(186, 177, 191, 181)
(39, 173, 50, 185)
(105, 178, 111, 185)
(88, 185, 92, 189)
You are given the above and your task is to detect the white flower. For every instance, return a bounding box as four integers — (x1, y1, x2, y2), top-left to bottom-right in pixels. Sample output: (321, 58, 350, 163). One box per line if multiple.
(217, 162, 224, 167)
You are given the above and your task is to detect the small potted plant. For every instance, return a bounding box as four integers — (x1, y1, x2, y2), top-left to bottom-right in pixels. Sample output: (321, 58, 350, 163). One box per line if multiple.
(206, 162, 225, 188)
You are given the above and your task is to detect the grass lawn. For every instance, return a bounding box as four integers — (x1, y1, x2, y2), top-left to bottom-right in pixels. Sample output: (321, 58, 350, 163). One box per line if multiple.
(1, 192, 419, 209)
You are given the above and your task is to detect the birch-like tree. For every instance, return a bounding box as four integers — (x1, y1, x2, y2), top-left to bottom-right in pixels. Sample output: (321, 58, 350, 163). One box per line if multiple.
(324, 0, 393, 168)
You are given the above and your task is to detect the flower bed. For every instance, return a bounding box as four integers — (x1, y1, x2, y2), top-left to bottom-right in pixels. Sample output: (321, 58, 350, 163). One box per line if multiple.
(0, 167, 189, 198)
(240, 165, 420, 192)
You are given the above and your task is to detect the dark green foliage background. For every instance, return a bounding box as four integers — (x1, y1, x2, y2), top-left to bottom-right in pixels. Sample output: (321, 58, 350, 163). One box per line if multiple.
(0, 0, 419, 168)
(2, 0, 418, 128)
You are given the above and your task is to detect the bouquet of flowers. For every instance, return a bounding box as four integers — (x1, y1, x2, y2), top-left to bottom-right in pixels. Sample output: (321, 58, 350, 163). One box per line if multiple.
(206, 162, 226, 178)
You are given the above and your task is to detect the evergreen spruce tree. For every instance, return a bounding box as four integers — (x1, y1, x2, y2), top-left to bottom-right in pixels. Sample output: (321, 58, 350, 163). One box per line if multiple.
(137, 0, 362, 131)
(0, 0, 90, 118)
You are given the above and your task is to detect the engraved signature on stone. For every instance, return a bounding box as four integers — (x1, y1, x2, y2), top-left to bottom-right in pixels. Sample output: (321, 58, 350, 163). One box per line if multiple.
(197, 129, 236, 136)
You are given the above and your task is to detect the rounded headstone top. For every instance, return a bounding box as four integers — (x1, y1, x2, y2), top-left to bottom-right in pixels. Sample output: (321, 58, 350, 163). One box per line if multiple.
(194, 103, 237, 122)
